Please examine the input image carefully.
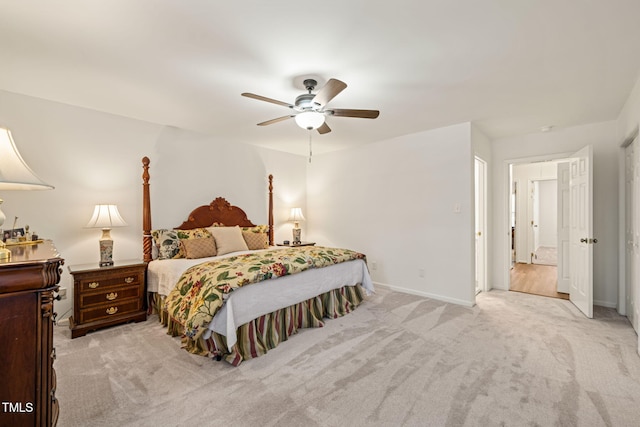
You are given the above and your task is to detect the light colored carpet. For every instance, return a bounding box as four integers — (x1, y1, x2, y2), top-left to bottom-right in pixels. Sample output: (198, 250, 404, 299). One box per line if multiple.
(53, 288, 640, 427)
(533, 246, 557, 266)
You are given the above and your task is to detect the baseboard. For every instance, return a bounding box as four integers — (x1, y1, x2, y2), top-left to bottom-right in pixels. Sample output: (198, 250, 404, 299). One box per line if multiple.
(55, 317, 70, 326)
(594, 299, 617, 309)
(373, 282, 475, 307)
(373, 282, 618, 311)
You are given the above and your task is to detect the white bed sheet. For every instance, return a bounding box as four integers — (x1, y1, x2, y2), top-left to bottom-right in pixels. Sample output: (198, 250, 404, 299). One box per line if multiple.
(147, 248, 374, 349)
(147, 248, 272, 296)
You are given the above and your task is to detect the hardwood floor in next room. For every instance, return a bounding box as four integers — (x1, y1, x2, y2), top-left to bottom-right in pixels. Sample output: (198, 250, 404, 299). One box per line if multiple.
(509, 262, 569, 300)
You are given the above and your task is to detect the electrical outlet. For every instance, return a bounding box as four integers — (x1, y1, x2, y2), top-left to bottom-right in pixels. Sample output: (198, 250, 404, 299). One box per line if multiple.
(58, 287, 67, 299)
(418, 268, 425, 278)
(371, 261, 378, 271)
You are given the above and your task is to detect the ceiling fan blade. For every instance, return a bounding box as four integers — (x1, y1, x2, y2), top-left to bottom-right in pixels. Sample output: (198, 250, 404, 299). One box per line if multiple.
(242, 93, 294, 108)
(329, 108, 380, 119)
(257, 115, 294, 126)
(317, 122, 332, 134)
(312, 79, 347, 108)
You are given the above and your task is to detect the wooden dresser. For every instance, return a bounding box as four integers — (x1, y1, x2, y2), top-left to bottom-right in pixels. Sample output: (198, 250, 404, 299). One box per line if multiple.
(68, 260, 146, 338)
(0, 240, 63, 427)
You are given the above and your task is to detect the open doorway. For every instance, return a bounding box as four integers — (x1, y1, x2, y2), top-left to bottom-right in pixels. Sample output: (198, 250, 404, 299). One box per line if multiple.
(509, 159, 569, 300)
(506, 147, 594, 318)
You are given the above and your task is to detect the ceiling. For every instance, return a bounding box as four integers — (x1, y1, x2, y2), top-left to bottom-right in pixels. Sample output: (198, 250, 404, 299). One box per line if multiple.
(2, 1, 640, 156)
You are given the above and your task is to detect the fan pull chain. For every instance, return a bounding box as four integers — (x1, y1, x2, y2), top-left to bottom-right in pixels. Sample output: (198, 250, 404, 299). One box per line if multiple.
(308, 131, 313, 163)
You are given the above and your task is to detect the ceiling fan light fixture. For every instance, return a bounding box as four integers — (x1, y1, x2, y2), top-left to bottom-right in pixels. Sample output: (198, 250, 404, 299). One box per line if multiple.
(242, 77, 379, 135)
(295, 111, 325, 130)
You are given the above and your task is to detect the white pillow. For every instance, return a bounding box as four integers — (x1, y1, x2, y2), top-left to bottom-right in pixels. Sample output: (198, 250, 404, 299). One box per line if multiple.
(207, 226, 249, 255)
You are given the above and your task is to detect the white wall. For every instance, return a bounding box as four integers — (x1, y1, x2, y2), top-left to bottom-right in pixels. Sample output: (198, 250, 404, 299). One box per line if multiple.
(617, 75, 640, 142)
(491, 120, 620, 308)
(538, 179, 557, 248)
(307, 123, 476, 306)
(0, 90, 307, 320)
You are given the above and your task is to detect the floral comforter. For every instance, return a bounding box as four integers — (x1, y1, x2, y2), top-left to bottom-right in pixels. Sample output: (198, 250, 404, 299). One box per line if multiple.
(164, 246, 366, 340)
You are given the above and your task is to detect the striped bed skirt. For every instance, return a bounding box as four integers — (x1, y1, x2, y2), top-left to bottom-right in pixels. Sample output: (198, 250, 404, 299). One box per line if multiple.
(150, 284, 365, 366)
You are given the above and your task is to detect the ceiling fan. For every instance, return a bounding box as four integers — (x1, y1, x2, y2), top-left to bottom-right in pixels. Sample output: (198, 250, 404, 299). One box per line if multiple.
(241, 78, 380, 134)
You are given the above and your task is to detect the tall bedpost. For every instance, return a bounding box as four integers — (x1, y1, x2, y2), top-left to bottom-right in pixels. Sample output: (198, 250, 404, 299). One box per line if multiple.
(268, 174, 274, 246)
(142, 157, 152, 263)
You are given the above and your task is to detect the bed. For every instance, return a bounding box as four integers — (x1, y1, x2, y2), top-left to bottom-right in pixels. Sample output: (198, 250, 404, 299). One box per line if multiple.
(141, 157, 374, 365)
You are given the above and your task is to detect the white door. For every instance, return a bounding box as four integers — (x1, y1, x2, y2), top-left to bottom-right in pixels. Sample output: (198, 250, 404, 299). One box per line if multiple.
(625, 142, 635, 329)
(569, 145, 594, 318)
(475, 157, 487, 294)
(557, 162, 571, 293)
(625, 138, 640, 336)
(635, 138, 640, 352)
(532, 181, 540, 259)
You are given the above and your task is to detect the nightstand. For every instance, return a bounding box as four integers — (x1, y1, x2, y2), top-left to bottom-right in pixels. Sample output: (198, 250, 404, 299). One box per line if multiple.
(68, 260, 146, 338)
(276, 242, 316, 247)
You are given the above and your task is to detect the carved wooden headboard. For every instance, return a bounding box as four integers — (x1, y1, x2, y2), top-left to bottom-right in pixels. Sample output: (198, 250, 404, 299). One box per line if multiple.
(141, 156, 274, 262)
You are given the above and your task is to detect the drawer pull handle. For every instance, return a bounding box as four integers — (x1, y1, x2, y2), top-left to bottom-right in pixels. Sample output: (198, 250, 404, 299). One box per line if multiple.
(106, 292, 118, 301)
(106, 307, 118, 315)
(125, 277, 134, 284)
(88, 282, 100, 289)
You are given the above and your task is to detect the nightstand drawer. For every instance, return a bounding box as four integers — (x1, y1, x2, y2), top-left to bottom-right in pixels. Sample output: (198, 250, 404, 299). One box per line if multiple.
(80, 285, 142, 307)
(79, 299, 143, 324)
(78, 270, 143, 292)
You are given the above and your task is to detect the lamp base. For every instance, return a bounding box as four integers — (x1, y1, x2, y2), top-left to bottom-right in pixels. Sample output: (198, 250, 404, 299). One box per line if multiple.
(0, 198, 5, 229)
(99, 231, 114, 267)
(292, 228, 301, 245)
(0, 246, 10, 260)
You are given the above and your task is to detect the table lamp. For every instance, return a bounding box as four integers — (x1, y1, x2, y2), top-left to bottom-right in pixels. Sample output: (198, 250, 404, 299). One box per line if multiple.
(288, 207, 305, 244)
(85, 204, 127, 266)
(0, 127, 54, 260)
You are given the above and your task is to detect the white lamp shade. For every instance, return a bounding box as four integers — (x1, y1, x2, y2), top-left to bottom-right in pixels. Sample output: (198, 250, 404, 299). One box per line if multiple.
(288, 207, 305, 222)
(86, 204, 128, 229)
(294, 112, 325, 130)
(0, 128, 54, 190)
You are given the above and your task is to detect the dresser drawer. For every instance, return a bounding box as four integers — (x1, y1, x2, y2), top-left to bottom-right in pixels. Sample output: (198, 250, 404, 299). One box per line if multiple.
(79, 299, 143, 324)
(80, 285, 142, 307)
(77, 270, 143, 292)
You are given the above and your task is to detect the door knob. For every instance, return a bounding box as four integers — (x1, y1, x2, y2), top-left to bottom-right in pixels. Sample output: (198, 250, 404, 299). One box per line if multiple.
(580, 238, 588, 243)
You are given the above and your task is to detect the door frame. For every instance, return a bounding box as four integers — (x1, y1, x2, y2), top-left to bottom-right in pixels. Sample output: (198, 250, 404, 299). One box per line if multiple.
(475, 156, 488, 294)
(557, 162, 571, 293)
(503, 152, 574, 291)
(619, 126, 639, 316)
(531, 179, 540, 262)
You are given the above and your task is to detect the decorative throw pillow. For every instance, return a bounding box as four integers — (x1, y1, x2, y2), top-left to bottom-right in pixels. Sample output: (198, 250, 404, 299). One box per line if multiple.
(242, 231, 268, 250)
(151, 229, 182, 260)
(175, 227, 212, 240)
(207, 226, 249, 255)
(241, 225, 269, 234)
(180, 237, 217, 259)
